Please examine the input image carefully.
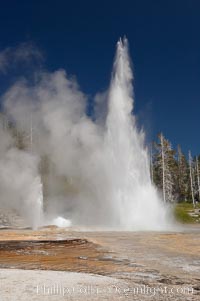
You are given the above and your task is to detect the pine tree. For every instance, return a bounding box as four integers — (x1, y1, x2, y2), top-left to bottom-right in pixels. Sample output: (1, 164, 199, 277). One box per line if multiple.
(195, 156, 200, 202)
(153, 133, 176, 203)
(177, 145, 190, 201)
(189, 151, 195, 207)
(149, 142, 154, 184)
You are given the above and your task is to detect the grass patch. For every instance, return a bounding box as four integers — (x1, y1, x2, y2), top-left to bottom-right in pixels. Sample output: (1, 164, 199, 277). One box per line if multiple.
(174, 202, 200, 224)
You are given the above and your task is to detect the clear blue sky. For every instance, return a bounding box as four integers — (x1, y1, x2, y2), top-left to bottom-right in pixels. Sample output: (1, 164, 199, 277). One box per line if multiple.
(0, 0, 199, 155)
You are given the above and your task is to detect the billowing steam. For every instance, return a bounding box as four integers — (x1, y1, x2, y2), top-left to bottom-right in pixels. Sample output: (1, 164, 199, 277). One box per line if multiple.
(0, 38, 171, 230)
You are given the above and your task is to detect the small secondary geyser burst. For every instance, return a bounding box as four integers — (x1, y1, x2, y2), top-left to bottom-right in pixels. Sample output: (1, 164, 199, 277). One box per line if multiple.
(0, 38, 170, 230)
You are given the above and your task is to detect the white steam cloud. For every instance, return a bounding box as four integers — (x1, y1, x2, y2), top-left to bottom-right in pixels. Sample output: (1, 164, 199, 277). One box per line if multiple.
(0, 39, 171, 230)
(0, 42, 43, 73)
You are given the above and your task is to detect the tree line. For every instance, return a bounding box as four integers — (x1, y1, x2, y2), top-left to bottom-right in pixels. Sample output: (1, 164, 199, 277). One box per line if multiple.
(151, 133, 200, 205)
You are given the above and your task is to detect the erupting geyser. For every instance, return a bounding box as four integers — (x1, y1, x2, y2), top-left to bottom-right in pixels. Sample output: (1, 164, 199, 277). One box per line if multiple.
(0, 37, 171, 230)
(101, 38, 169, 229)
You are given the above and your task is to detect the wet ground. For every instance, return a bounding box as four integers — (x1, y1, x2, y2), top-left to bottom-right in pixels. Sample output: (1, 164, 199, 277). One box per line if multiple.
(0, 226, 200, 300)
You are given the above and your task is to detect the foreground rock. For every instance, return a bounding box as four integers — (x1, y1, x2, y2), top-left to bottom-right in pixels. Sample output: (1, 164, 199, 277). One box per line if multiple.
(0, 268, 198, 301)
